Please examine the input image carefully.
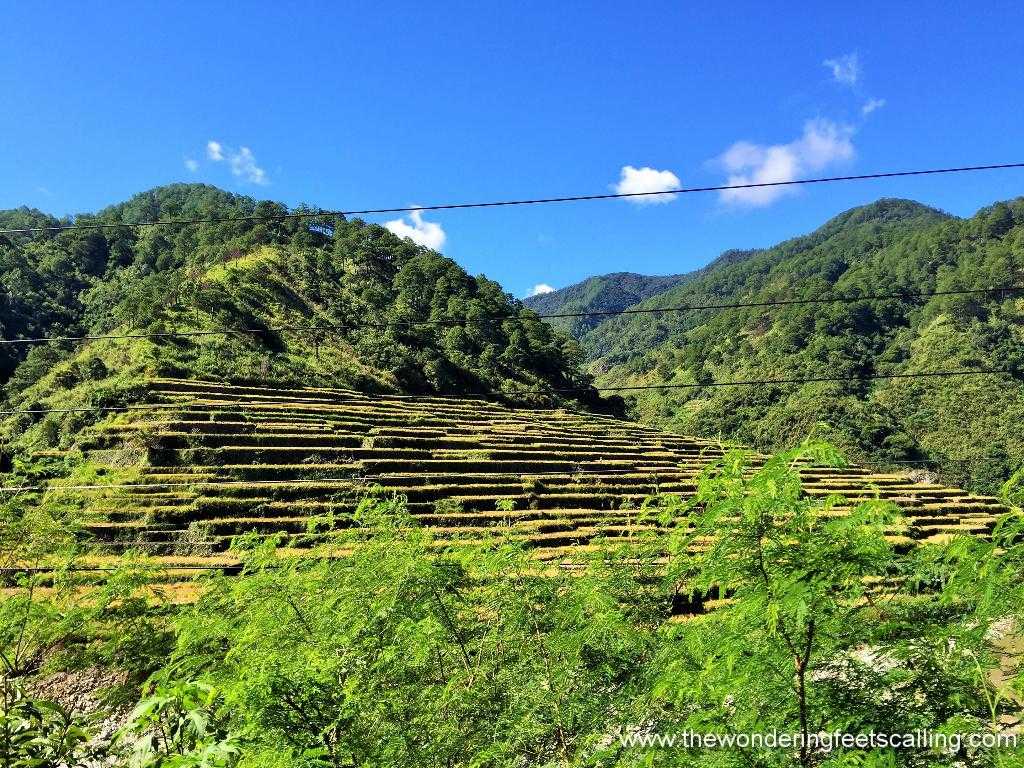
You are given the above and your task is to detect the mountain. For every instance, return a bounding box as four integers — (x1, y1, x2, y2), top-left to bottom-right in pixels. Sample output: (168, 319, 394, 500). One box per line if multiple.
(522, 272, 693, 337)
(570, 197, 1024, 493)
(0, 184, 604, 418)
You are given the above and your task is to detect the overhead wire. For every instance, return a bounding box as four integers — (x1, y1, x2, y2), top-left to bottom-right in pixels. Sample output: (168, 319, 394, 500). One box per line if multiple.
(1, 285, 1022, 347)
(0, 466, 686, 494)
(2, 161, 1023, 235)
(0, 366, 1017, 418)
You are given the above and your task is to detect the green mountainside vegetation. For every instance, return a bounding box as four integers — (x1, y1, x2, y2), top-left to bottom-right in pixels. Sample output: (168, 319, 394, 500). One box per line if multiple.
(0, 185, 602, 425)
(3, 443, 1024, 767)
(522, 271, 693, 336)
(522, 247, 760, 339)
(572, 198, 1024, 493)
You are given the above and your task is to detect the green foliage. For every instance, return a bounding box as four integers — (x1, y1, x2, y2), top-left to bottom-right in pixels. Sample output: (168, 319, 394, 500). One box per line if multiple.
(153, 502, 657, 767)
(626, 441, 1023, 767)
(0, 496, 87, 680)
(433, 497, 465, 515)
(0, 497, 181, 766)
(1003, 467, 1024, 508)
(0, 184, 603, 418)
(522, 271, 693, 337)
(115, 680, 239, 768)
(579, 197, 1024, 493)
(4, 445, 1024, 765)
(0, 680, 97, 768)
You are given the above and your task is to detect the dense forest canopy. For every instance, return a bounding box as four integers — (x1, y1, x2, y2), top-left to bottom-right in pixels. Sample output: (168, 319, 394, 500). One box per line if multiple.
(0, 184, 601, 411)
(572, 197, 1024, 492)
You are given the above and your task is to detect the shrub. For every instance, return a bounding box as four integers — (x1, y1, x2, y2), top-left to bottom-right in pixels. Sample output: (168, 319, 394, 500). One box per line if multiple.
(433, 497, 464, 515)
(175, 520, 215, 557)
(0, 682, 98, 766)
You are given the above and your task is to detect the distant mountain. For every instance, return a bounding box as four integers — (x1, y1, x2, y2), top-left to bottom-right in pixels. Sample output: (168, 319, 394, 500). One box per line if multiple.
(552, 197, 1024, 493)
(522, 272, 693, 337)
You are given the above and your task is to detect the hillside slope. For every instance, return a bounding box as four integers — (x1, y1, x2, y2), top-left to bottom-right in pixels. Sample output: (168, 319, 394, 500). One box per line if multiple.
(0, 185, 601, 410)
(2, 378, 1007, 588)
(579, 197, 1024, 492)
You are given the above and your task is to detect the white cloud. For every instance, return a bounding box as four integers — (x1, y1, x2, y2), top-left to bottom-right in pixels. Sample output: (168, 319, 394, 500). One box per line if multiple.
(206, 141, 224, 161)
(823, 52, 859, 86)
(526, 283, 555, 297)
(717, 118, 855, 207)
(612, 165, 681, 204)
(229, 146, 268, 185)
(384, 209, 446, 250)
(184, 158, 199, 172)
(862, 97, 886, 115)
(205, 141, 269, 184)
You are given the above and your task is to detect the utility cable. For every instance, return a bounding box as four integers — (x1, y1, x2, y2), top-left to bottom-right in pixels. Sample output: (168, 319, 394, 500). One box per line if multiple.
(2, 162, 1022, 235)
(1, 285, 1021, 347)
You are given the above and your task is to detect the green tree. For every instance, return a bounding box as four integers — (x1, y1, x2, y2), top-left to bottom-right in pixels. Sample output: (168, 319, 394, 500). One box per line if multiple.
(628, 442, 1022, 767)
(153, 499, 655, 767)
(115, 680, 239, 768)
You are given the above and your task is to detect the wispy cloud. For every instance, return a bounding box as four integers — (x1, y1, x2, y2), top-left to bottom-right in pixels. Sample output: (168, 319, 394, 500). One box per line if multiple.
(384, 209, 446, 250)
(823, 52, 859, 86)
(717, 118, 855, 207)
(204, 140, 269, 184)
(612, 165, 681, 204)
(862, 97, 886, 115)
(228, 147, 268, 185)
(184, 158, 199, 172)
(526, 283, 555, 297)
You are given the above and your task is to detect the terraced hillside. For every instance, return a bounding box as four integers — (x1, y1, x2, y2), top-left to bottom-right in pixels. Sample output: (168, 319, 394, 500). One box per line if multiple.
(13, 378, 1011, 576)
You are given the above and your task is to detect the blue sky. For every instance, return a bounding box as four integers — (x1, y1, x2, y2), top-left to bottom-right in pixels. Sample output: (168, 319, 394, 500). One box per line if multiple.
(3, 1, 1023, 297)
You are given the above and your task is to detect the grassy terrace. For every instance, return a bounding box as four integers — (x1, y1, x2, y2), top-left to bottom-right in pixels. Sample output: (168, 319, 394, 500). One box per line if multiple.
(9, 378, 1011, 581)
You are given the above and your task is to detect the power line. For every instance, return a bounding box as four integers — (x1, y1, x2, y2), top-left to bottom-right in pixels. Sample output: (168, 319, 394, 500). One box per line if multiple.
(0, 366, 1017, 417)
(3, 162, 1023, 235)
(539, 286, 1024, 320)
(557, 367, 1018, 394)
(3, 284, 1022, 347)
(0, 564, 239, 574)
(0, 467, 684, 494)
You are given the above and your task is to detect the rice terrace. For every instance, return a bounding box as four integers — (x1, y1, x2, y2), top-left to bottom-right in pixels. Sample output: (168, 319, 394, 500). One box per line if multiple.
(5, 378, 1012, 584)
(3, 4, 1024, 767)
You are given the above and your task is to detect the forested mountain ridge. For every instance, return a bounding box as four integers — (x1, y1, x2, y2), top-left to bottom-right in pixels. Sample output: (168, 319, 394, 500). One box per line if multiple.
(0, 185, 603, 430)
(572, 197, 1024, 492)
(522, 245, 767, 339)
(3, 191, 1023, 768)
(522, 271, 692, 337)
(583, 199, 951, 362)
